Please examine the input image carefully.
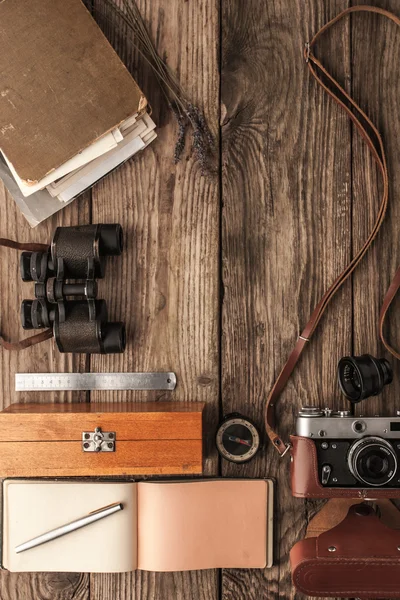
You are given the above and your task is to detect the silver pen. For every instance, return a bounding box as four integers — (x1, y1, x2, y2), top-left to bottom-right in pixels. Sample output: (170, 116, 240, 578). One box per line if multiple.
(15, 502, 123, 554)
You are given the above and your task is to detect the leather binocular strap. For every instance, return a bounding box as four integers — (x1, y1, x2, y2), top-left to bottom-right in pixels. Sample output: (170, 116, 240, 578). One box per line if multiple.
(0, 237, 52, 350)
(0, 238, 49, 253)
(266, 5, 400, 455)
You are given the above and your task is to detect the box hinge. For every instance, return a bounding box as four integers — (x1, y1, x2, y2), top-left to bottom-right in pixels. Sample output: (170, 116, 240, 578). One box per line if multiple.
(82, 427, 115, 452)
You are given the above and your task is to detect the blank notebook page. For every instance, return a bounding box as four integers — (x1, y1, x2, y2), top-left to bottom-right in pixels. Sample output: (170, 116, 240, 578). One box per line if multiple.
(137, 479, 269, 571)
(3, 481, 137, 573)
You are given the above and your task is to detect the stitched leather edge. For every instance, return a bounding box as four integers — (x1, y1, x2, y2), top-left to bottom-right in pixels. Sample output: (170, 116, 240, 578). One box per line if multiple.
(294, 559, 400, 596)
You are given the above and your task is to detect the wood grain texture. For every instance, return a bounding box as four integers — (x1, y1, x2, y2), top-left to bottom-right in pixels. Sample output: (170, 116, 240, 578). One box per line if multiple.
(1, 400, 204, 414)
(89, 0, 219, 598)
(0, 439, 203, 476)
(0, 401, 204, 441)
(221, 1, 352, 599)
(0, 573, 88, 600)
(91, 570, 219, 600)
(351, 0, 400, 418)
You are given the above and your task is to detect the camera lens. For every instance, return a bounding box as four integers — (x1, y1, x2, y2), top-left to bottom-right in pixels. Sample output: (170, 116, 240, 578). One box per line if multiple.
(348, 436, 397, 487)
(338, 354, 393, 403)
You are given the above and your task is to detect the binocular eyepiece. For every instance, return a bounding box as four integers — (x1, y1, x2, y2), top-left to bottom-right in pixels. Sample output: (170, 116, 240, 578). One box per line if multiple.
(20, 224, 126, 355)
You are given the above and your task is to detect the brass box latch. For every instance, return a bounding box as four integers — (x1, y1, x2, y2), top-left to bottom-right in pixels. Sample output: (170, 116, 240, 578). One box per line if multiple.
(82, 427, 115, 452)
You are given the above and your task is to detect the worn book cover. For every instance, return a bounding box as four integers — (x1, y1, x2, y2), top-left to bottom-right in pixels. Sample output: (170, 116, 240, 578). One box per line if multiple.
(0, 0, 147, 184)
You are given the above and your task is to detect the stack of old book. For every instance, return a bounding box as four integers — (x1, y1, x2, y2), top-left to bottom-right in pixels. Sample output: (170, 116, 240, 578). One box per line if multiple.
(0, 0, 156, 226)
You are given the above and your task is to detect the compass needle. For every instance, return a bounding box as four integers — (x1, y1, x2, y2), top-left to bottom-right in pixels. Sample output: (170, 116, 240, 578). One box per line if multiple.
(224, 434, 252, 447)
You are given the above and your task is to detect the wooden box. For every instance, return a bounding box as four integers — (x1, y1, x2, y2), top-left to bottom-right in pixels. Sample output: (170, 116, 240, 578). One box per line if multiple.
(0, 402, 204, 477)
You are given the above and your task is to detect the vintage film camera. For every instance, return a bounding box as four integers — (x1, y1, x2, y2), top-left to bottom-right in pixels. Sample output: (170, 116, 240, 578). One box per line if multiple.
(291, 354, 400, 496)
(20, 224, 126, 354)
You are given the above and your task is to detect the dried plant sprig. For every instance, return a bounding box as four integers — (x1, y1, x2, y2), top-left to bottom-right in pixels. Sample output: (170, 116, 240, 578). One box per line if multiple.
(92, 0, 216, 174)
(171, 102, 187, 164)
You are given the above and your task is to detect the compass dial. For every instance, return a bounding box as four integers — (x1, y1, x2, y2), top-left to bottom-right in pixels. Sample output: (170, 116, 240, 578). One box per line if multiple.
(216, 414, 260, 463)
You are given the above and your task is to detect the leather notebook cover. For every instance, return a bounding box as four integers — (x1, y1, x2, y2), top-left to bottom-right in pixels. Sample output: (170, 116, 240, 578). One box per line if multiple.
(0, 0, 147, 184)
(3, 479, 273, 572)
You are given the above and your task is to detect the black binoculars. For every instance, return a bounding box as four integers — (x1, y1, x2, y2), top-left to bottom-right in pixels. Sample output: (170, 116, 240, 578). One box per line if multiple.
(20, 224, 126, 354)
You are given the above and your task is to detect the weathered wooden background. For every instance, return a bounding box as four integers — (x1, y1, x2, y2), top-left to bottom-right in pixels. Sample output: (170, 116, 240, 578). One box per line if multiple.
(0, 0, 400, 598)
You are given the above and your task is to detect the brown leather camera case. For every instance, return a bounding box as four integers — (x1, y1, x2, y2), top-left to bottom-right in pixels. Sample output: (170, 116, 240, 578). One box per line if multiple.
(290, 435, 400, 499)
(291, 501, 400, 598)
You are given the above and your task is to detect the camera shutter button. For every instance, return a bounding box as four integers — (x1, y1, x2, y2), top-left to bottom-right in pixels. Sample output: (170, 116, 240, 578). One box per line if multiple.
(299, 406, 324, 417)
(332, 410, 352, 417)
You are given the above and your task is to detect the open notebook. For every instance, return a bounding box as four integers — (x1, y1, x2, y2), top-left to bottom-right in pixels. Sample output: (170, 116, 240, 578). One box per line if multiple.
(3, 479, 273, 573)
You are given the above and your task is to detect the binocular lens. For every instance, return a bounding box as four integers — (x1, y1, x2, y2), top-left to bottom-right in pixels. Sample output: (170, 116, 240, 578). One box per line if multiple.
(20, 251, 49, 282)
(102, 322, 126, 354)
(21, 299, 49, 330)
(99, 224, 123, 256)
(338, 354, 393, 403)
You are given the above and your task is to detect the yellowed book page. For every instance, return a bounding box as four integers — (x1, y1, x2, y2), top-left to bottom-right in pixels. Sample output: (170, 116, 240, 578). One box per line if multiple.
(47, 114, 152, 197)
(137, 479, 268, 571)
(3, 480, 137, 573)
(4, 127, 122, 197)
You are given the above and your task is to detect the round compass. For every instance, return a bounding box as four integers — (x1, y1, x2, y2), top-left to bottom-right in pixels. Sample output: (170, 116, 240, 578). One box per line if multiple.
(216, 413, 261, 463)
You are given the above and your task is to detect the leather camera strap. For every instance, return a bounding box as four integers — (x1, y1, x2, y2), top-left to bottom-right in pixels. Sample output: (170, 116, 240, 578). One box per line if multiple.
(380, 265, 400, 360)
(266, 5, 400, 455)
(0, 237, 52, 350)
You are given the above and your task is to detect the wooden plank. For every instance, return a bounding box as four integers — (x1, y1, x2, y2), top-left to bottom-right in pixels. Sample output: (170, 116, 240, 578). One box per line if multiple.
(92, 572, 219, 600)
(2, 400, 204, 413)
(0, 189, 90, 594)
(0, 401, 204, 441)
(0, 439, 203, 476)
(221, 1, 351, 599)
(351, 2, 400, 419)
(89, 0, 220, 599)
(0, 573, 88, 600)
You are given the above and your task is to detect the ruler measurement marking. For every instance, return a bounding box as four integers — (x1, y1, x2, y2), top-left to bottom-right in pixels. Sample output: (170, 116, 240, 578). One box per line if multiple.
(16, 373, 177, 392)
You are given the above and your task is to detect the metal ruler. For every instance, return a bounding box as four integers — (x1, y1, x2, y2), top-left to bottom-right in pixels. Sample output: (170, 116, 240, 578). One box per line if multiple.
(15, 372, 177, 392)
